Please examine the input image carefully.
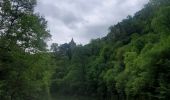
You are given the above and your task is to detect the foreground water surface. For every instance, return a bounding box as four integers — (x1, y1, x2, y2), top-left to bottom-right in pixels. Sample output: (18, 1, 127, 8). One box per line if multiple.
(52, 95, 98, 100)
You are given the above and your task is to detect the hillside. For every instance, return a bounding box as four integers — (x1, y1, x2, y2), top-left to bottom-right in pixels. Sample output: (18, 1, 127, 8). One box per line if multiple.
(50, 0, 170, 100)
(0, 0, 170, 100)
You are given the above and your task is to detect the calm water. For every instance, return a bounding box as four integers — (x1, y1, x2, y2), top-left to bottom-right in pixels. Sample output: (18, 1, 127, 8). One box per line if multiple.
(52, 95, 98, 100)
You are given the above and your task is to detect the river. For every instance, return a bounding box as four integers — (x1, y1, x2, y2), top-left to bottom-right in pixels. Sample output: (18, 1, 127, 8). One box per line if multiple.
(52, 95, 98, 100)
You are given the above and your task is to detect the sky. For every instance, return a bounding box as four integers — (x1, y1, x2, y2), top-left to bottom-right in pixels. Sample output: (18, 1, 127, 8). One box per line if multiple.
(35, 0, 149, 45)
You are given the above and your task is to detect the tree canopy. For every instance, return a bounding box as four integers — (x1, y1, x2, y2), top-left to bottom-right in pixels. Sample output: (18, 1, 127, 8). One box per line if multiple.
(1, 0, 170, 100)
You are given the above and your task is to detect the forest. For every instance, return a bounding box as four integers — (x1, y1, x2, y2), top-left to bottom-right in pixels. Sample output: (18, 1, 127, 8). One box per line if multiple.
(0, 0, 170, 100)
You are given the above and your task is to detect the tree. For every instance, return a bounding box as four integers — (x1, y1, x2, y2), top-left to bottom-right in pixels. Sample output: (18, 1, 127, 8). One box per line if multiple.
(0, 0, 50, 52)
(0, 0, 52, 100)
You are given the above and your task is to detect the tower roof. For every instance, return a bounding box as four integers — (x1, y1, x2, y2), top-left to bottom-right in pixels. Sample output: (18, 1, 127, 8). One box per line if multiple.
(71, 38, 74, 43)
(69, 38, 76, 47)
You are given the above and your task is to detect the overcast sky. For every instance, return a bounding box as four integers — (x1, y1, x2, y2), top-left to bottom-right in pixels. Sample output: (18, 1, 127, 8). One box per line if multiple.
(35, 0, 149, 45)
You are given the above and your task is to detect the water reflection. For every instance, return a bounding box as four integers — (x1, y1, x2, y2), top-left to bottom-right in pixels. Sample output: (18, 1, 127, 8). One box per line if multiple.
(52, 95, 98, 100)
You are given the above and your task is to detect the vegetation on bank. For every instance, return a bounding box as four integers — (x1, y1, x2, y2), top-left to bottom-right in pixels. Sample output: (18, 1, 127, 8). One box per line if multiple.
(0, 0, 170, 100)
(50, 0, 170, 99)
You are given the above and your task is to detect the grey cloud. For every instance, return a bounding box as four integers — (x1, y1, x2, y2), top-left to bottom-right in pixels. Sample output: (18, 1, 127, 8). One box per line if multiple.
(36, 2, 83, 26)
(35, 0, 149, 45)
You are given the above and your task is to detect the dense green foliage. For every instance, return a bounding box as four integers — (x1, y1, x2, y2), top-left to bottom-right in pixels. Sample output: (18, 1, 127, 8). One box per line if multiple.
(1, 0, 170, 100)
(0, 0, 54, 100)
(50, 0, 170, 100)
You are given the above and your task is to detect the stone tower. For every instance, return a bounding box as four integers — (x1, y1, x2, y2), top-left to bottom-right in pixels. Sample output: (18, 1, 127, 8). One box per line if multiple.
(69, 38, 76, 48)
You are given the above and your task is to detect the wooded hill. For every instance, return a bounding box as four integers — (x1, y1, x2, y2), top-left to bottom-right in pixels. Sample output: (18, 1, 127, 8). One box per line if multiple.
(0, 0, 170, 100)
(50, 0, 170, 100)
